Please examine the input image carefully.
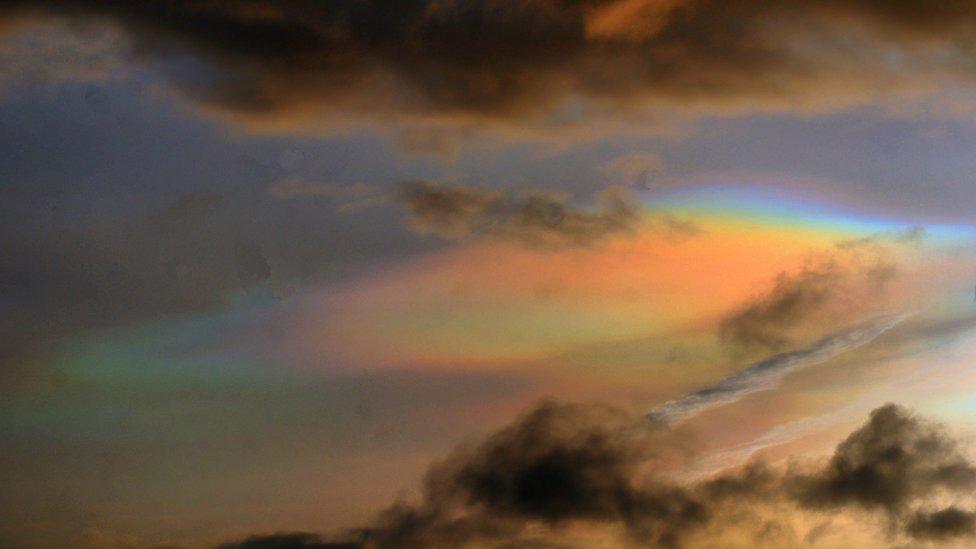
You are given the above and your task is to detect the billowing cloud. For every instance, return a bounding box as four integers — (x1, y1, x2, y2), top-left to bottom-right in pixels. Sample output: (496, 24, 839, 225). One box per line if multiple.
(400, 180, 697, 248)
(5, 1, 976, 130)
(219, 402, 976, 547)
(790, 403, 976, 514)
(357, 401, 707, 547)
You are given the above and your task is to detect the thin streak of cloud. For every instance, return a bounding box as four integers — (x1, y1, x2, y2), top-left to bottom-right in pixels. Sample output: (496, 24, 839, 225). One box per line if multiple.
(647, 314, 910, 424)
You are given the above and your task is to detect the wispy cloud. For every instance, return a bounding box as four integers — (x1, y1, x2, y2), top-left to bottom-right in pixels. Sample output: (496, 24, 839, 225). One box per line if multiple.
(648, 314, 910, 423)
(720, 248, 903, 355)
(399, 180, 698, 248)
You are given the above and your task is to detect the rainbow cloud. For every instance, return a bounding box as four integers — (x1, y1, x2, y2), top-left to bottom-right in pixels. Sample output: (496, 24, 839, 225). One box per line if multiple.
(280, 182, 976, 380)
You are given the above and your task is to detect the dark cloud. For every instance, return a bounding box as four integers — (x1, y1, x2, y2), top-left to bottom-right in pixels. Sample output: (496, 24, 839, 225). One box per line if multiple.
(217, 532, 359, 548)
(399, 181, 505, 239)
(280, 401, 712, 547)
(424, 401, 704, 544)
(5, 1, 976, 128)
(905, 507, 976, 541)
(790, 403, 976, 514)
(221, 401, 976, 547)
(721, 261, 846, 352)
(399, 180, 696, 248)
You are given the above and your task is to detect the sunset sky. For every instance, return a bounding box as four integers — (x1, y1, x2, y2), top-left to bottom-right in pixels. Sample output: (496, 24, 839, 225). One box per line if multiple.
(5, 2, 976, 548)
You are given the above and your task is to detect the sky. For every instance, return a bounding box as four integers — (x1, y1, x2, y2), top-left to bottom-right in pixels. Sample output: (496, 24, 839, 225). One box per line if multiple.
(5, 2, 976, 548)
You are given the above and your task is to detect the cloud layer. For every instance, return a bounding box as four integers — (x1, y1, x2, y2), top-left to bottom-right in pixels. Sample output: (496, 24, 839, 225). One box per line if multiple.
(6, 1, 976, 128)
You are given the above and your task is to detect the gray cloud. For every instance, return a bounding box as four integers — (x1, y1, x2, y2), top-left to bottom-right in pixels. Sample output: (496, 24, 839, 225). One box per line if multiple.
(399, 181, 507, 240)
(721, 261, 847, 352)
(719, 236, 908, 355)
(836, 225, 928, 250)
(647, 314, 907, 424)
(399, 180, 697, 248)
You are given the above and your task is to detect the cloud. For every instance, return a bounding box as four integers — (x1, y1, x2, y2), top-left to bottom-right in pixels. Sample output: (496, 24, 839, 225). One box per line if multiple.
(5, 1, 976, 131)
(217, 531, 358, 548)
(429, 403, 693, 526)
(220, 402, 976, 547)
(647, 314, 907, 423)
(836, 225, 928, 250)
(356, 401, 707, 547)
(905, 507, 976, 541)
(719, 236, 909, 355)
(790, 404, 976, 514)
(720, 261, 847, 352)
(399, 180, 697, 248)
(399, 181, 506, 240)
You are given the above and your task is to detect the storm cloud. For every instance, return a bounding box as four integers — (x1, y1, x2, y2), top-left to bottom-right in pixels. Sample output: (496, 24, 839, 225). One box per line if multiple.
(5, 1, 976, 129)
(218, 402, 976, 547)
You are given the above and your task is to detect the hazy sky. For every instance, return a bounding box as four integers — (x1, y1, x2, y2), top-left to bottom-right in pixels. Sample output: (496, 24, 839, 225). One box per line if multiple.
(5, 3, 976, 548)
